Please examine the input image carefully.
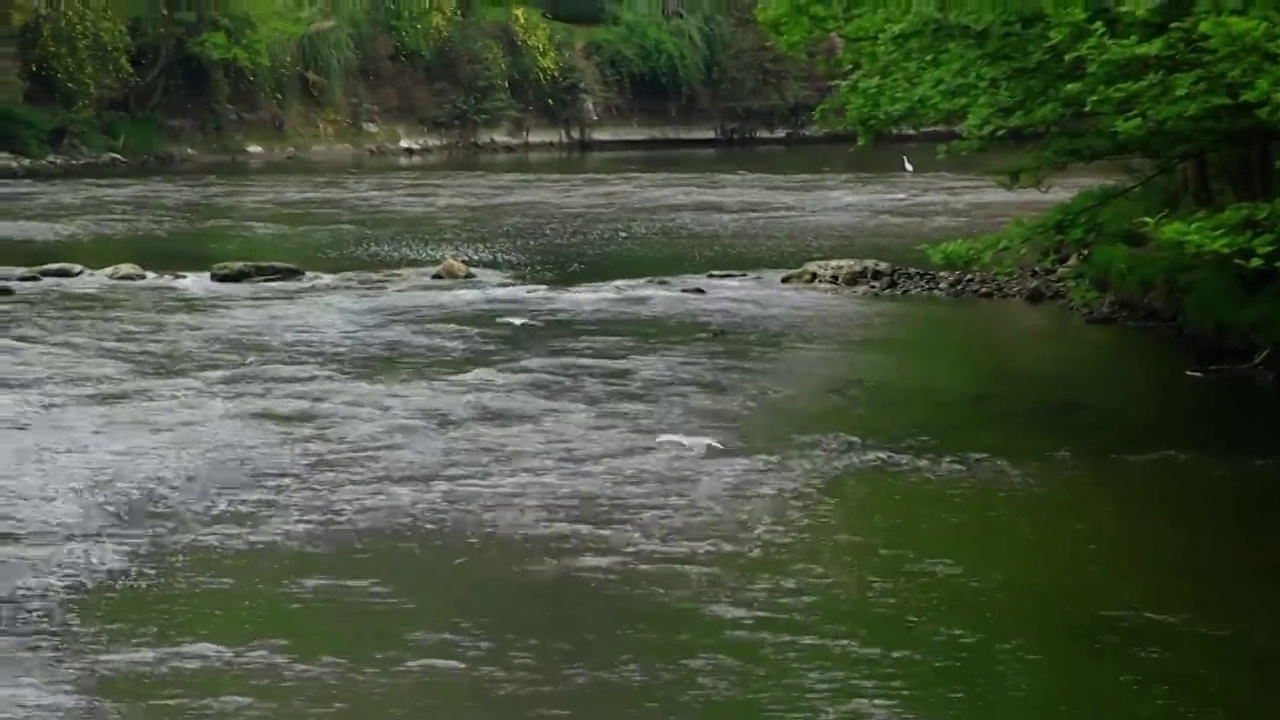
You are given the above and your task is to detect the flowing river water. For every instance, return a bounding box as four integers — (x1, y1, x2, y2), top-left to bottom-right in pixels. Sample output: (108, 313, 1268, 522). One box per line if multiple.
(2, 145, 1279, 719)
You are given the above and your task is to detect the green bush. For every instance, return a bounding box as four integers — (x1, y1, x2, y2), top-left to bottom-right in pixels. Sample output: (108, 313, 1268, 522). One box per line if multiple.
(10, 1, 824, 149)
(0, 101, 56, 157)
(419, 15, 518, 133)
(585, 10, 709, 104)
(499, 7, 578, 117)
(927, 179, 1280, 344)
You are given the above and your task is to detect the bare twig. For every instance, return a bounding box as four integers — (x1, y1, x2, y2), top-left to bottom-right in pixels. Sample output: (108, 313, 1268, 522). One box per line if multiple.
(1186, 348, 1272, 377)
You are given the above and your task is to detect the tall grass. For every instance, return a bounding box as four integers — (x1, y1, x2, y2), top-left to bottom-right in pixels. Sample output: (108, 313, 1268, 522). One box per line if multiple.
(586, 10, 708, 103)
(294, 19, 358, 107)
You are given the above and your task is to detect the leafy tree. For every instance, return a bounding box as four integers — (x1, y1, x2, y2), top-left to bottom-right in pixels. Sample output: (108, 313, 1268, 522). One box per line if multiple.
(759, 1, 1280, 346)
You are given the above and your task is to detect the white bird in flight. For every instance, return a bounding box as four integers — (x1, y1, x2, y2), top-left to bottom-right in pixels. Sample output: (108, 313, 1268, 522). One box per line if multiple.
(655, 434, 726, 454)
(902, 155, 915, 172)
(497, 316, 538, 326)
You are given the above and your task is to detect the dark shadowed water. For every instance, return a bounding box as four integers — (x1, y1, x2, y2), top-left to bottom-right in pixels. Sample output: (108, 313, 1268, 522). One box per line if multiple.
(2, 145, 1279, 720)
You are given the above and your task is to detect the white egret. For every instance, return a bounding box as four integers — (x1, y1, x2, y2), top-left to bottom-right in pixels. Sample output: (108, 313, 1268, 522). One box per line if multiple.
(902, 155, 915, 172)
(497, 317, 538, 326)
(655, 434, 726, 454)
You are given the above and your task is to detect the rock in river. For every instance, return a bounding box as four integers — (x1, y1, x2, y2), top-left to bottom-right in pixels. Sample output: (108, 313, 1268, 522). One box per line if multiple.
(103, 263, 148, 281)
(431, 258, 476, 280)
(1, 268, 42, 282)
(35, 262, 88, 278)
(781, 259, 894, 285)
(210, 261, 306, 283)
(0, 285, 14, 296)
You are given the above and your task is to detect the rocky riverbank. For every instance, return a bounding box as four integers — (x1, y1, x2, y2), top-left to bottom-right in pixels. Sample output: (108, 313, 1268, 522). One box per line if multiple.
(778, 257, 1186, 326)
(781, 258, 1066, 304)
(780, 257, 1278, 385)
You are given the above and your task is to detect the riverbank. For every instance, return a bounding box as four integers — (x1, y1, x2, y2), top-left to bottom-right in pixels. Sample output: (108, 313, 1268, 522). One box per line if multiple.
(780, 256, 1279, 386)
(6, 5, 838, 180)
(0, 122, 961, 180)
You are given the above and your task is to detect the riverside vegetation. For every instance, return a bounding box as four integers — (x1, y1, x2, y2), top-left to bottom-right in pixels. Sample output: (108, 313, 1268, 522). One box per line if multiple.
(762, 2, 1280, 382)
(0, 0, 827, 164)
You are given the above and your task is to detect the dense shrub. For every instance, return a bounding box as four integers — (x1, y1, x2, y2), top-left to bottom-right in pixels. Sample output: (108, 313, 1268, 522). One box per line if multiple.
(13, 2, 819, 138)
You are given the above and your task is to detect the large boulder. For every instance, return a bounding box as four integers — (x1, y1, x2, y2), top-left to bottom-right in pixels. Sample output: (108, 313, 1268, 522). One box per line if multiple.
(103, 263, 148, 281)
(35, 262, 88, 278)
(781, 259, 895, 285)
(431, 258, 476, 280)
(210, 261, 305, 283)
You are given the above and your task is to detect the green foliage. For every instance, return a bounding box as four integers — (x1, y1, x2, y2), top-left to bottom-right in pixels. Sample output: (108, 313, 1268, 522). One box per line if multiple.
(929, 178, 1171, 269)
(763, 3, 1280, 348)
(583, 3, 814, 120)
(14, 1, 813, 139)
(188, 8, 359, 108)
(500, 7, 577, 116)
(0, 100, 56, 157)
(20, 4, 134, 116)
(378, 4, 447, 61)
(759, 4, 1280, 167)
(96, 112, 167, 155)
(420, 14, 518, 132)
(0, 99, 165, 158)
(587, 10, 708, 102)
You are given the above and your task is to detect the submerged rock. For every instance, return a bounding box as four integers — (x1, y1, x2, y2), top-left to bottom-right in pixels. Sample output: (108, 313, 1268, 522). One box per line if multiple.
(210, 261, 305, 283)
(706, 271, 750, 279)
(35, 262, 88, 278)
(0, 285, 14, 296)
(0, 268, 41, 282)
(1022, 280, 1049, 304)
(103, 263, 148, 281)
(431, 258, 476, 280)
(680, 286, 707, 295)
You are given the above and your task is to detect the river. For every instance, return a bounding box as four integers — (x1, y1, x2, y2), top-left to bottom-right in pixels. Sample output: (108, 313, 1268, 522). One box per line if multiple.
(2, 144, 1279, 719)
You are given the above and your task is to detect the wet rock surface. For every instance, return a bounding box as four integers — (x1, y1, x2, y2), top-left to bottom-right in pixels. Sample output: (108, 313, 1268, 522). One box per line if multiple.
(34, 263, 88, 278)
(431, 258, 476, 280)
(781, 258, 1067, 303)
(102, 263, 149, 281)
(0, 148, 201, 178)
(209, 261, 306, 283)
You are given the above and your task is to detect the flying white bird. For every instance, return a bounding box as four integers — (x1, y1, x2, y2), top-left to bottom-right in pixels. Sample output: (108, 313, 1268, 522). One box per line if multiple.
(902, 155, 914, 172)
(497, 316, 538, 326)
(655, 434, 726, 454)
